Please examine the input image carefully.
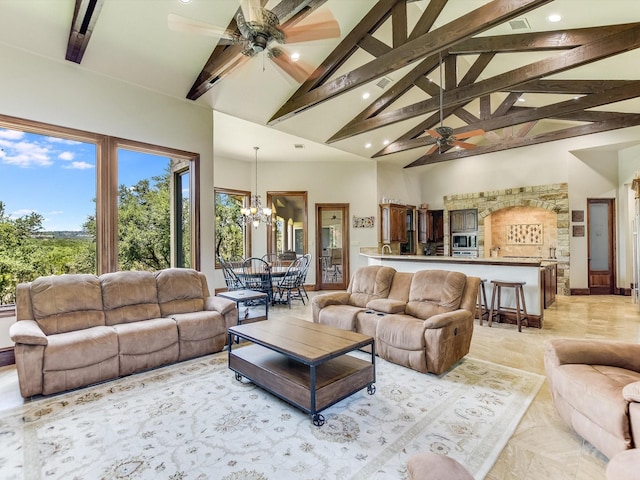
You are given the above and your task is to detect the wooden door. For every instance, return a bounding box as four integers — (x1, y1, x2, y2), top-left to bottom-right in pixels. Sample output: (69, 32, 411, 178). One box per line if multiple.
(316, 204, 349, 290)
(587, 198, 615, 294)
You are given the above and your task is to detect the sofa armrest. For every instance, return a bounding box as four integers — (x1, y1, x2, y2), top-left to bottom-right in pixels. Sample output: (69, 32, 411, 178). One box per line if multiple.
(623, 381, 640, 403)
(312, 292, 351, 309)
(423, 309, 472, 329)
(9, 320, 48, 346)
(366, 298, 406, 314)
(545, 338, 640, 372)
(205, 296, 236, 315)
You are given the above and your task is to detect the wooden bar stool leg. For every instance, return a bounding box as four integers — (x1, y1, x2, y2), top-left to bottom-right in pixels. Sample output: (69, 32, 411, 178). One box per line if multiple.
(488, 284, 498, 327)
(519, 285, 528, 329)
(514, 286, 522, 332)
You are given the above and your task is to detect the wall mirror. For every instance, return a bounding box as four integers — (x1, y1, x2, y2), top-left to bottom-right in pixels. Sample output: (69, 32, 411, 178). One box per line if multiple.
(266, 191, 307, 256)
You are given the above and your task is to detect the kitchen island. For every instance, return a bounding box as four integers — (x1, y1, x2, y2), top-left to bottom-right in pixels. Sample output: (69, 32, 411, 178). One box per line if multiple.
(360, 250, 558, 328)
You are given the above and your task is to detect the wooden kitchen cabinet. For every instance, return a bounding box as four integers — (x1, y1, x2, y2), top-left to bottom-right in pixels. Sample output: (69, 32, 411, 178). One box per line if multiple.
(542, 263, 557, 308)
(450, 209, 478, 232)
(418, 209, 444, 243)
(380, 203, 414, 245)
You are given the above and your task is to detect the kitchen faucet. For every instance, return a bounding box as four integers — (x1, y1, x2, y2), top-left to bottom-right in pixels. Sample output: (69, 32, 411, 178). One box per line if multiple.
(382, 244, 392, 254)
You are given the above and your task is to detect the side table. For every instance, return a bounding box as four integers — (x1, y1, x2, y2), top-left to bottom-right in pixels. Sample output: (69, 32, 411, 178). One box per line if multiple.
(217, 289, 269, 326)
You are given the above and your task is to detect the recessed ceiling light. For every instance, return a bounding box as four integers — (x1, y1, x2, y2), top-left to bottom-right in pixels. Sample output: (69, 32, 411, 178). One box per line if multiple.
(383, 140, 389, 146)
(178, 0, 191, 3)
(290, 52, 300, 62)
(547, 14, 562, 22)
(365, 143, 372, 149)
(518, 97, 525, 102)
(362, 92, 370, 100)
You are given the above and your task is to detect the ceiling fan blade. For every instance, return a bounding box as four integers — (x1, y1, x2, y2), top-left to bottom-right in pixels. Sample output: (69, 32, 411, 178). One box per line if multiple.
(282, 10, 341, 44)
(426, 144, 440, 155)
(454, 129, 485, 140)
(453, 141, 478, 149)
(270, 50, 313, 83)
(426, 129, 442, 139)
(167, 14, 236, 42)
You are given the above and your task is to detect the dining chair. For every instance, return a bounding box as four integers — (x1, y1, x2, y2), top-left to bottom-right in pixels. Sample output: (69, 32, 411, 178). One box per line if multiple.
(274, 257, 305, 308)
(298, 254, 311, 302)
(219, 255, 245, 291)
(241, 257, 273, 303)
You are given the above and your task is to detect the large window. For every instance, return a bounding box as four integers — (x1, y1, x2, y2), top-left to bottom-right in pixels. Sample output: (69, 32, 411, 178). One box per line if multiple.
(215, 188, 250, 264)
(0, 114, 199, 307)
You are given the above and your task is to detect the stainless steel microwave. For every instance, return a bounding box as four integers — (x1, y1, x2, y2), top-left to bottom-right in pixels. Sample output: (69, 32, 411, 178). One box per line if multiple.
(452, 233, 477, 249)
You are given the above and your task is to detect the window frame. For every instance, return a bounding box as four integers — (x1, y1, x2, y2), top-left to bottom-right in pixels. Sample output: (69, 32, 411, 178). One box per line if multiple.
(214, 187, 252, 268)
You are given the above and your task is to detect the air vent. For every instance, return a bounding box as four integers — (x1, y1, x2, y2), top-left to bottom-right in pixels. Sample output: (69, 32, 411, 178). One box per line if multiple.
(376, 76, 392, 89)
(509, 18, 530, 30)
(294, 144, 305, 149)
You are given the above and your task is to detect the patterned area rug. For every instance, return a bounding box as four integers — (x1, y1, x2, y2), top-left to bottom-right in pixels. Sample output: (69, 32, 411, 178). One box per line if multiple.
(0, 351, 544, 480)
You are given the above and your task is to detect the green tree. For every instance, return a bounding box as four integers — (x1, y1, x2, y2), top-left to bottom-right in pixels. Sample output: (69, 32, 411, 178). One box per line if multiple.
(215, 192, 245, 260)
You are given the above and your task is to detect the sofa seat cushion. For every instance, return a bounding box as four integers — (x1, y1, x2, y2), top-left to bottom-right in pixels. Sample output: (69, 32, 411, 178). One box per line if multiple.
(44, 326, 118, 371)
(156, 268, 207, 316)
(101, 271, 161, 325)
(31, 274, 105, 335)
(552, 363, 640, 447)
(377, 314, 426, 350)
(318, 305, 364, 331)
(406, 270, 466, 320)
(366, 298, 405, 314)
(171, 310, 226, 341)
(114, 318, 178, 356)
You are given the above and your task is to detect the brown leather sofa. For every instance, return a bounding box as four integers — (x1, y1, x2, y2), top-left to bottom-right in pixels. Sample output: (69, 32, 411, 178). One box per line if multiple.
(544, 338, 640, 462)
(312, 265, 480, 374)
(10, 268, 237, 397)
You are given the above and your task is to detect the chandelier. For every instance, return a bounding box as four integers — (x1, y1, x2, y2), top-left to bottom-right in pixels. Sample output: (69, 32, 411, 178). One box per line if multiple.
(240, 146, 272, 228)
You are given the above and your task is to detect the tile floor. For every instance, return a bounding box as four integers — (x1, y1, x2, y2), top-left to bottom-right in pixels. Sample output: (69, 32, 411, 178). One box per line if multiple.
(1, 293, 639, 479)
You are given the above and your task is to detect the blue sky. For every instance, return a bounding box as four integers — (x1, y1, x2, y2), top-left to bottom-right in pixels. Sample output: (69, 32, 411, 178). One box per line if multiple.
(0, 128, 169, 231)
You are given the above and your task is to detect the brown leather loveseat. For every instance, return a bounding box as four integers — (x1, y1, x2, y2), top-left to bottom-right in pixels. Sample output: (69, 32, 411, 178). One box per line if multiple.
(10, 268, 237, 397)
(312, 266, 480, 374)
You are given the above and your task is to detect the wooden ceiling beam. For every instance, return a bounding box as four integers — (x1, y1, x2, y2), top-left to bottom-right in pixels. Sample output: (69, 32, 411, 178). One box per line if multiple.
(379, 80, 640, 156)
(408, 0, 448, 41)
(65, 0, 104, 64)
(406, 114, 640, 167)
(334, 24, 640, 139)
(391, 1, 407, 48)
(268, 0, 553, 124)
(508, 79, 638, 94)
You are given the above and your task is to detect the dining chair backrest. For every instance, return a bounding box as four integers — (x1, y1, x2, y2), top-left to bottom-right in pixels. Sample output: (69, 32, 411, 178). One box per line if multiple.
(241, 257, 273, 298)
(277, 257, 304, 289)
(262, 253, 280, 267)
(219, 255, 245, 291)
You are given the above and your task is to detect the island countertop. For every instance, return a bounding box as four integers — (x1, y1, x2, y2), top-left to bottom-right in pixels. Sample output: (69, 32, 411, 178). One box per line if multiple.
(360, 252, 558, 267)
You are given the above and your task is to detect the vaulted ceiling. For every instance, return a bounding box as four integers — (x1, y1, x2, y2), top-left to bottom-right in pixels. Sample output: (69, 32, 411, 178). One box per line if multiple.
(5, 0, 640, 167)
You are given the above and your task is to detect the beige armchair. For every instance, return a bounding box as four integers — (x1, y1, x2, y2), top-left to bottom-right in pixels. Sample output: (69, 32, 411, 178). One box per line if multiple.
(544, 338, 640, 460)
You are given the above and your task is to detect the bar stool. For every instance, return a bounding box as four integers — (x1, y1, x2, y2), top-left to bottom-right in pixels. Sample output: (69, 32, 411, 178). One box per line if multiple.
(488, 280, 528, 332)
(476, 278, 489, 325)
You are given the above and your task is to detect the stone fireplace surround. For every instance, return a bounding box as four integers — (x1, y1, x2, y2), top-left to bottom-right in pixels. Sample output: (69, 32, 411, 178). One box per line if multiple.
(443, 183, 569, 296)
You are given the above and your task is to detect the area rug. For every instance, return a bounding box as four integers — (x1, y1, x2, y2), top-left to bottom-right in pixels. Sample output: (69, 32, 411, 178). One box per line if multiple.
(0, 352, 544, 480)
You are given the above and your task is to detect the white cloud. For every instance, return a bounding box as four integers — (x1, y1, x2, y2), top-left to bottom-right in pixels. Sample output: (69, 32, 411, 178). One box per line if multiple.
(47, 210, 64, 216)
(58, 151, 74, 161)
(0, 129, 24, 140)
(63, 161, 94, 170)
(10, 208, 37, 218)
(46, 136, 81, 145)
(1, 141, 52, 168)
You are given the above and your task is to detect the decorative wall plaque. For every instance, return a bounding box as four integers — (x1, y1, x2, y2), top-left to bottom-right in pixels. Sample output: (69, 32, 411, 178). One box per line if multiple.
(507, 223, 543, 244)
(353, 215, 374, 228)
(573, 225, 585, 237)
(572, 210, 584, 222)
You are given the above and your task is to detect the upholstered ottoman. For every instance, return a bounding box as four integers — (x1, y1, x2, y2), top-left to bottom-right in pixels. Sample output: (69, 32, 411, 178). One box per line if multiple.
(606, 449, 640, 480)
(407, 453, 473, 480)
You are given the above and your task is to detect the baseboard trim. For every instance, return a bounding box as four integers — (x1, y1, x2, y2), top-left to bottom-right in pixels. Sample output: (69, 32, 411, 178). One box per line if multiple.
(0, 347, 15, 367)
(570, 288, 591, 295)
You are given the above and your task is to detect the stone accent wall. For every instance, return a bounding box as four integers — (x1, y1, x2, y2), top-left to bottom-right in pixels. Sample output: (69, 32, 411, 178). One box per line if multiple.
(444, 183, 569, 295)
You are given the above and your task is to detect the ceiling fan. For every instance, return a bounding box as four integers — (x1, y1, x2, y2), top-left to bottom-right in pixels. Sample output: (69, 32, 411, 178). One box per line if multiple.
(168, 0, 341, 83)
(425, 53, 485, 155)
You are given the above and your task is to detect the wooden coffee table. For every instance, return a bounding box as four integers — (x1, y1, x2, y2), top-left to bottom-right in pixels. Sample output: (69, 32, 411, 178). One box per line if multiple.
(228, 317, 375, 426)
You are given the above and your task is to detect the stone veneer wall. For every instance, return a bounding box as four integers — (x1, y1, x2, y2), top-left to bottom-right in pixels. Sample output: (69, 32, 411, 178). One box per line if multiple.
(443, 183, 570, 295)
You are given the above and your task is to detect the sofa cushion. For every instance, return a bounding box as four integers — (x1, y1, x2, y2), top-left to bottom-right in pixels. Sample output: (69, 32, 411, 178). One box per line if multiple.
(171, 310, 226, 341)
(156, 268, 205, 316)
(377, 314, 426, 350)
(318, 304, 363, 331)
(347, 266, 396, 308)
(44, 326, 118, 371)
(114, 317, 178, 356)
(30, 274, 105, 335)
(366, 298, 406, 314)
(101, 270, 162, 325)
(405, 270, 466, 320)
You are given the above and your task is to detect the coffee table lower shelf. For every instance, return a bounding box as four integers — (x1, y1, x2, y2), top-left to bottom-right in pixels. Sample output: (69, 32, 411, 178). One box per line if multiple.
(229, 344, 375, 426)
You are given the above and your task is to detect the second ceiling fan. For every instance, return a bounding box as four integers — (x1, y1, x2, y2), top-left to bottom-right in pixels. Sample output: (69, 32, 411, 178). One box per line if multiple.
(425, 53, 485, 155)
(168, 0, 341, 83)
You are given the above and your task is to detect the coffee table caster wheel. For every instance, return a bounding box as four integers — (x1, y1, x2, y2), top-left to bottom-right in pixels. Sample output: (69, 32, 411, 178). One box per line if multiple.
(235, 372, 242, 382)
(312, 413, 325, 427)
(367, 384, 376, 395)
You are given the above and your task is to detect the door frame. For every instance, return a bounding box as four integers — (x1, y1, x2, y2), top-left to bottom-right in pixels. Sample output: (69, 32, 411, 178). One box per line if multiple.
(587, 198, 616, 294)
(316, 203, 349, 290)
